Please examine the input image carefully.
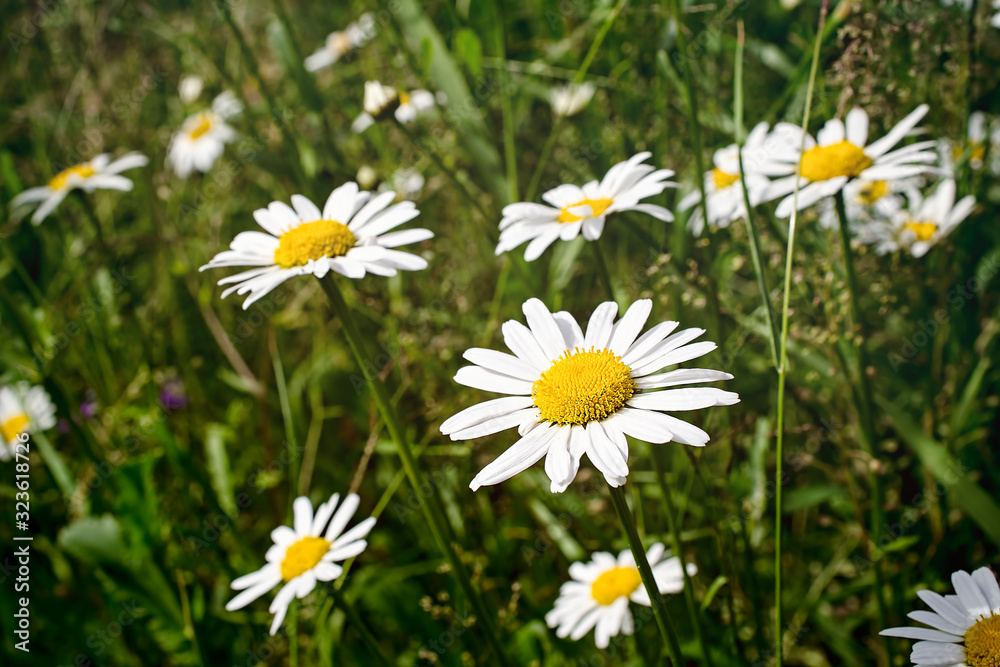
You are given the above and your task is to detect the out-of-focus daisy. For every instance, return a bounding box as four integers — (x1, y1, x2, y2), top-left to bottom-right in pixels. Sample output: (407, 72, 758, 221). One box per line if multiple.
(545, 543, 695, 648)
(816, 178, 908, 231)
(765, 105, 937, 217)
(201, 182, 433, 308)
(226, 493, 375, 635)
(378, 167, 425, 200)
(441, 298, 738, 492)
(11, 152, 148, 225)
(496, 153, 677, 261)
(550, 82, 596, 117)
(942, 112, 989, 172)
(860, 179, 974, 257)
(880, 566, 1000, 667)
(993, 0, 1000, 28)
(352, 81, 435, 133)
(167, 91, 243, 178)
(678, 122, 796, 236)
(0, 383, 57, 460)
(178, 75, 204, 103)
(305, 13, 375, 72)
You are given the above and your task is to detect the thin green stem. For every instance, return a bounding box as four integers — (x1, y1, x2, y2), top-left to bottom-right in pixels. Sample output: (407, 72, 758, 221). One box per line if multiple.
(318, 278, 512, 667)
(328, 585, 392, 667)
(288, 598, 299, 667)
(607, 484, 683, 667)
(592, 241, 616, 302)
(492, 0, 518, 203)
(271, 332, 300, 516)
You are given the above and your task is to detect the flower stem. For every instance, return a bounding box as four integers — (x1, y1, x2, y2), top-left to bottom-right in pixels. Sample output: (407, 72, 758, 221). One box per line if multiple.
(269, 330, 300, 518)
(288, 598, 299, 667)
(328, 585, 392, 667)
(318, 278, 512, 667)
(592, 241, 616, 302)
(607, 484, 683, 667)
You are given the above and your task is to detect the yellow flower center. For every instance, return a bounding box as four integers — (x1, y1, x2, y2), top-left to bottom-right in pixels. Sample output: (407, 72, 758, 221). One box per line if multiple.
(857, 180, 888, 205)
(1, 414, 30, 443)
(532, 347, 636, 426)
(556, 197, 614, 224)
(280, 536, 330, 582)
(188, 114, 213, 140)
(48, 164, 95, 190)
(399, 91, 410, 106)
(591, 566, 642, 605)
(712, 168, 740, 190)
(953, 143, 986, 163)
(273, 219, 357, 268)
(965, 613, 1000, 667)
(903, 221, 937, 242)
(800, 140, 874, 182)
(328, 31, 352, 54)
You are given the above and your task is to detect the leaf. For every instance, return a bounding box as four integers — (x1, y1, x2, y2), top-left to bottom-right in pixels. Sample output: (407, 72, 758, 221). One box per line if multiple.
(205, 423, 236, 517)
(454, 28, 483, 77)
(58, 515, 126, 564)
(548, 235, 585, 293)
(880, 535, 920, 553)
(700, 575, 729, 611)
(783, 485, 850, 513)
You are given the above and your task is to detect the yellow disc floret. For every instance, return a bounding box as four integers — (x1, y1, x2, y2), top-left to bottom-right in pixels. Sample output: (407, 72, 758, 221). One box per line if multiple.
(48, 164, 96, 190)
(1, 414, 30, 443)
(532, 347, 636, 425)
(965, 613, 1000, 667)
(280, 536, 330, 582)
(799, 140, 874, 182)
(557, 197, 614, 224)
(591, 566, 643, 605)
(712, 168, 740, 190)
(857, 180, 888, 205)
(903, 221, 937, 242)
(274, 220, 357, 268)
(188, 114, 213, 140)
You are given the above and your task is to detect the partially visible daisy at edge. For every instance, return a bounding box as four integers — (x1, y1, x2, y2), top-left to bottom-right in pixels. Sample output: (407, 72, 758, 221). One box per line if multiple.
(764, 105, 938, 217)
(167, 91, 243, 178)
(880, 566, 1000, 667)
(859, 179, 975, 257)
(441, 298, 738, 492)
(546, 543, 695, 648)
(305, 13, 375, 72)
(550, 82, 596, 117)
(496, 152, 677, 261)
(226, 493, 376, 635)
(0, 383, 57, 460)
(200, 182, 433, 309)
(352, 81, 436, 133)
(10, 152, 148, 225)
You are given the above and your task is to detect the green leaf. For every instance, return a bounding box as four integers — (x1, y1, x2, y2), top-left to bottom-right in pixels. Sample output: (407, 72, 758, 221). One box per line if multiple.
(58, 515, 126, 564)
(783, 485, 850, 513)
(454, 28, 483, 77)
(700, 575, 729, 611)
(205, 423, 236, 517)
(880, 535, 920, 553)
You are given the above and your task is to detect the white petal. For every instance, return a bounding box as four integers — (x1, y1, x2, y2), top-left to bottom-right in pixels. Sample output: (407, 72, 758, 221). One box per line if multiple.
(293, 497, 314, 535)
(454, 366, 534, 395)
(325, 493, 360, 541)
(523, 298, 569, 361)
(440, 396, 536, 435)
(627, 388, 740, 411)
(583, 302, 619, 349)
(502, 320, 552, 370)
(469, 423, 556, 490)
(608, 299, 652, 357)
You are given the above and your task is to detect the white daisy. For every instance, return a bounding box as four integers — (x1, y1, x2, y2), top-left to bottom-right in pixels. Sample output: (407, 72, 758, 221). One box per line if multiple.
(495, 153, 677, 261)
(200, 182, 433, 309)
(860, 179, 975, 257)
(440, 298, 738, 492)
(304, 13, 375, 72)
(677, 122, 796, 236)
(816, 177, 908, 232)
(550, 82, 596, 117)
(941, 111, 989, 173)
(166, 91, 243, 178)
(178, 75, 204, 103)
(0, 383, 57, 460)
(764, 105, 938, 217)
(993, 0, 1000, 28)
(351, 81, 436, 133)
(10, 152, 149, 225)
(226, 493, 376, 636)
(545, 543, 695, 649)
(378, 167, 425, 200)
(880, 566, 1000, 667)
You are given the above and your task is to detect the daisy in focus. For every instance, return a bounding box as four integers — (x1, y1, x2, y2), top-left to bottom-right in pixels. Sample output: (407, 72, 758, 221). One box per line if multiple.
(860, 179, 975, 257)
(0, 383, 57, 460)
(200, 182, 433, 308)
(166, 91, 243, 178)
(305, 13, 375, 72)
(549, 82, 596, 117)
(765, 105, 937, 217)
(546, 543, 695, 648)
(11, 152, 149, 225)
(226, 493, 376, 635)
(441, 298, 738, 492)
(880, 566, 1000, 667)
(496, 153, 677, 261)
(352, 81, 436, 133)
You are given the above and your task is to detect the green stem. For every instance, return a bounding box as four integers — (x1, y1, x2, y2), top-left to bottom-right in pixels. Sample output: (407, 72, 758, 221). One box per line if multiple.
(271, 332, 300, 517)
(328, 585, 392, 667)
(288, 598, 299, 667)
(592, 241, 616, 302)
(650, 450, 713, 667)
(492, 0, 518, 203)
(607, 484, 683, 666)
(318, 278, 512, 667)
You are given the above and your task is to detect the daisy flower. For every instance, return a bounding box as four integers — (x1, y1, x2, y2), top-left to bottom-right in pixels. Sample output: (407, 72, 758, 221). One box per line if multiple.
(677, 122, 796, 236)
(378, 167, 425, 200)
(545, 543, 695, 648)
(816, 177, 908, 232)
(10, 152, 148, 225)
(860, 179, 975, 257)
(942, 111, 989, 172)
(352, 81, 436, 133)
(166, 91, 243, 178)
(0, 383, 57, 460)
(496, 153, 677, 261)
(993, 0, 1000, 28)
(880, 566, 1000, 667)
(178, 75, 204, 103)
(550, 82, 596, 117)
(765, 105, 937, 217)
(304, 13, 375, 72)
(440, 298, 738, 492)
(200, 182, 433, 309)
(226, 493, 376, 635)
